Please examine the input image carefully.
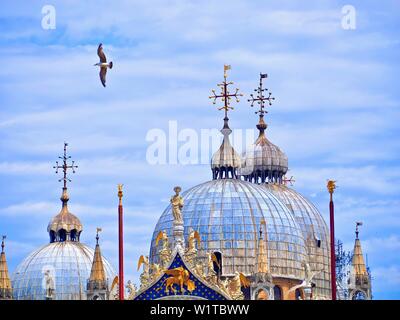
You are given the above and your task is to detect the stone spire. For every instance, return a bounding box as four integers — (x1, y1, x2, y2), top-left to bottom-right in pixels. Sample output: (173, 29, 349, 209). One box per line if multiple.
(87, 228, 109, 300)
(352, 223, 368, 277)
(209, 65, 243, 179)
(0, 236, 13, 300)
(250, 220, 274, 300)
(256, 220, 269, 274)
(348, 222, 372, 300)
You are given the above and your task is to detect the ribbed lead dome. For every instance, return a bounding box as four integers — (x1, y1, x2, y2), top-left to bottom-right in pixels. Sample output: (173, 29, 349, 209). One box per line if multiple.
(263, 184, 331, 299)
(150, 179, 307, 279)
(11, 242, 116, 300)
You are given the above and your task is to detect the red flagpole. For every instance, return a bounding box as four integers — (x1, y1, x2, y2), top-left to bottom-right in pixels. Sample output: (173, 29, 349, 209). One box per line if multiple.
(118, 185, 124, 300)
(327, 180, 337, 300)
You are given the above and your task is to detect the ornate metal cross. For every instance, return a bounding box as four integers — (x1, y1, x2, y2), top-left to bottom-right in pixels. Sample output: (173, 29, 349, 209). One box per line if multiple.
(282, 175, 296, 186)
(209, 65, 243, 119)
(53, 142, 78, 189)
(248, 73, 275, 115)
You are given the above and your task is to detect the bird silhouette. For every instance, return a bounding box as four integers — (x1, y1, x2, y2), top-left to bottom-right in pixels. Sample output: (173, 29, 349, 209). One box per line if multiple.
(94, 43, 113, 87)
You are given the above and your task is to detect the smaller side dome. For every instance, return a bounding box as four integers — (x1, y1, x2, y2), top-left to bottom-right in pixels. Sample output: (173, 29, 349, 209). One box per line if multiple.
(47, 188, 83, 243)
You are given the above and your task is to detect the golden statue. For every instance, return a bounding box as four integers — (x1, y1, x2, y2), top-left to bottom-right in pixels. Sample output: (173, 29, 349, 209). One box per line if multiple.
(227, 271, 250, 300)
(125, 280, 137, 300)
(155, 230, 171, 268)
(185, 229, 201, 265)
(137, 255, 150, 289)
(150, 263, 163, 281)
(187, 229, 201, 252)
(170, 186, 184, 223)
(162, 266, 196, 294)
(193, 262, 205, 278)
(155, 230, 170, 251)
(109, 276, 119, 300)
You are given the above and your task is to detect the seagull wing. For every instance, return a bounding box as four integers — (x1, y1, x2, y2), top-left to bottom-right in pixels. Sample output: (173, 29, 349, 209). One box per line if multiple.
(97, 43, 107, 63)
(99, 67, 107, 87)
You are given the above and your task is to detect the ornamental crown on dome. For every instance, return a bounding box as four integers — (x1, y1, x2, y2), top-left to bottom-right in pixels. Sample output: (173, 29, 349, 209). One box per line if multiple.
(47, 143, 83, 243)
(240, 73, 288, 184)
(209, 65, 243, 180)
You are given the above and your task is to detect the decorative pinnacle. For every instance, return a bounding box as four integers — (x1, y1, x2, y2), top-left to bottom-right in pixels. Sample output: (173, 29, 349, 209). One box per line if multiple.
(327, 180, 337, 201)
(1, 235, 5, 253)
(259, 219, 266, 239)
(355, 222, 363, 239)
(53, 142, 78, 189)
(118, 184, 123, 205)
(209, 65, 243, 120)
(248, 73, 275, 116)
(96, 227, 102, 244)
(327, 180, 336, 194)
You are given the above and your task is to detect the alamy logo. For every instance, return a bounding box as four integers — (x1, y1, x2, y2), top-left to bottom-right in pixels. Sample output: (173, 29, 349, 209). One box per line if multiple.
(341, 5, 357, 30)
(41, 5, 56, 30)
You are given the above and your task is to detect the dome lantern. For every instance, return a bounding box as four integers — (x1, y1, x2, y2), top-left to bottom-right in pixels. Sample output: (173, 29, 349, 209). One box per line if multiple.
(240, 73, 288, 184)
(47, 143, 82, 243)
(209, 65, 243, 179)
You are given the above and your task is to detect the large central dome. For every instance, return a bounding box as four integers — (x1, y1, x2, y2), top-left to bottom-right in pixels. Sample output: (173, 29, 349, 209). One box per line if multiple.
(150, 179, 307, 279)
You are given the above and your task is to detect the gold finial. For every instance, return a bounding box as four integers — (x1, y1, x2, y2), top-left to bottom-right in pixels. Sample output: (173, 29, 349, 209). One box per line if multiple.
(223, 64, 231, 79)
(118, 184, 123, 205)
(209, 65, 243, 120)
(327, 180, 337, 201)
(327, 180, 336, 194)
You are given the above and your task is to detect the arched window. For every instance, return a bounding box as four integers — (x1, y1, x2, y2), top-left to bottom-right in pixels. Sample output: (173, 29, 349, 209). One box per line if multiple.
(213, 251, 222, 276)
(256, 289, 268, 300)
(58, 229, 67, 242)
(352, 291, 367, 300)
(70, 229, 77, 241)
(273, 286, 282, 300)
(295, 288, 302, 300)
(49, 231, 56, 243)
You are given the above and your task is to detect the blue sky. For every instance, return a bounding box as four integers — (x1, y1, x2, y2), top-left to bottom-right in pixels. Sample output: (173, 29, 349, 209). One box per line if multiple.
(0, 0, 399, 299)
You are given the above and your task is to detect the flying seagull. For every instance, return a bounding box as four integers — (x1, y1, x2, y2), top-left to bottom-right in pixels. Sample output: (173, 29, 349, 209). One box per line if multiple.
(94, 43, 113, 87)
